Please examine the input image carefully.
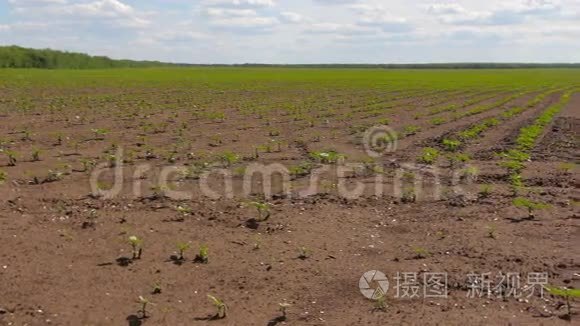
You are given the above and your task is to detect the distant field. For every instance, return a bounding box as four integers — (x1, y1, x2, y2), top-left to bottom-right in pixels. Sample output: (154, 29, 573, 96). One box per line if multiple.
(0, 68, 578, 325)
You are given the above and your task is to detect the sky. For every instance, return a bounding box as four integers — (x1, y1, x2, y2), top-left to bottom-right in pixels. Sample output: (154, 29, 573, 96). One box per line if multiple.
(0, 0, 579, 64)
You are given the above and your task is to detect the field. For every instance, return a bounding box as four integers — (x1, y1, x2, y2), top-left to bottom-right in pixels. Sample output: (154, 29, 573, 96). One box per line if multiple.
(0, 68, 578, 325)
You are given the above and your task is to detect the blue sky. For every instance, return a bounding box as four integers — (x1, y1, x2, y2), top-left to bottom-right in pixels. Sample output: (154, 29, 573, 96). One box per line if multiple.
(1, 0, 579, 63)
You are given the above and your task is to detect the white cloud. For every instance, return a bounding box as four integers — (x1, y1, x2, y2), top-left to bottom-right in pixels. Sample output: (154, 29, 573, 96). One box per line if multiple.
(11, 0, 150, 28)
(428, 1, 564, 26)
(350, 3, 414, 33)
(280, 11, 304, 23)
(203, 0, 275, 8)
(306, 23, 377, 35)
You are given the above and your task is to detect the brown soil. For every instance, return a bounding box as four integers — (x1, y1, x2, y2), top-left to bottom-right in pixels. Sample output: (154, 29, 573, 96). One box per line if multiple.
(0, 83, 577, 326)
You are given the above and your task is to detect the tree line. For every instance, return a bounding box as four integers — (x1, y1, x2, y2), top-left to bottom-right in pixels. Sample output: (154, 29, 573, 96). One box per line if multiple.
(0, 45, 172, 69)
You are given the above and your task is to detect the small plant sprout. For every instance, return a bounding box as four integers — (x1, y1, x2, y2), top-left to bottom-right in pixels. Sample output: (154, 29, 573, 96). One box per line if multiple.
(442, 138, 461, 152)
(412, 247, 430, 259)
(418, 147, 439, 165)
(0, 170, 6, 184)
(309, 150, 345, 164)
(207, 294, 228, 319)
(195, 244, 209, 264)
(91, 128, 108, 140)
(138, 296, 154, 318)
(278, 302, 291, 317)
(486, 225, 496, 239)
(479, 184, 493, 198)
(298, 246, 311, 260)
(152, 282, 162, 295)
(5, 150, 17, 166)
(373, 293, 388, 312)
(220, 151, 240, 167)
(249, 201, 271, 221)
(252, 236, 262, 250)
(31, 148, 41, 161)
(176, 241, 190, 260)
(129, 235, 143, 260)
(513, 197, 550, 220)
(545, 285, 580, 319)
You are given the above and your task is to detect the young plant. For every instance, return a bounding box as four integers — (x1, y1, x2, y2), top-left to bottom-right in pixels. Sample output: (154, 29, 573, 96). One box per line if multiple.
(0, 169, 6, 184)
(418, 147, 439, 165)
(441, 138, 461, 152)
(479, 184, 493, 198)
(486, 225, 496, 239)
(448, 153, 470, 168)
(513, 197, 550, 220)
(5, 150, 17, 166)
(412, 247, 430, 259)
(176, 241, 190, 261)
(545, 285, 580, 319)
(403, 125, 421, 136)
(129, 235, 143, 260)
(91, 128, 108, 140)
(373, 293, 388, 312)
(195, 244, 209, 264)
(309, 150, 345, 164)
(31, 148, 41, 162)
(278, 302, 291, 317)
(249, 201, 271, 221)
(152, 282, 162, 295)
(298, 246, 311, 260)
(220, 151, 240, 167)
(138, 296, 153, 318)
(207, 294, 228, 319)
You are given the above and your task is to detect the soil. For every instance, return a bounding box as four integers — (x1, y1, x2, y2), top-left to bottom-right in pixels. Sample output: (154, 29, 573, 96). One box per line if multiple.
(0, 82, 578, 326)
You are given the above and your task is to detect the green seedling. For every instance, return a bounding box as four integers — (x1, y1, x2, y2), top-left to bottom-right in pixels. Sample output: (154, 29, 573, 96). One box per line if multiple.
(403, 125, 421, 136)
(45, 170, 64, 182)
(91, 128, 108, 140)
(513, 197, 550, 219)
(138, 296, 153, 318)
(412, 247, 430, 259)
(129, 235, 143, 260)
(249, 201, 271, 221)
(442, 138, 461, 152)
(152, 282, 162, 295)
(279, 302, 291, 317)
(309, 150, 345, 164)
(545, 285, 580, 319)
(479, 184, 493, 198)
(418, 147, 439, 165)
(5, 150, 17, 166)
(298, 246, 311, 260)
(207, 294, 228, 319)
(373, 293, 388, 312)
(252, 235, 262, 250)
(220, 151, 240, 167)
(0, 170, 6, 184)
(462, 166, 479, 180)
(557, 162, 575, 174)
(486, 225, 496, 239)
(80, 158, 96, 172)
(448, 153, 470, 168)
(195, 244, 209, 264)
(176, 242, 190, 260)
(31, 148, 41, 161)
